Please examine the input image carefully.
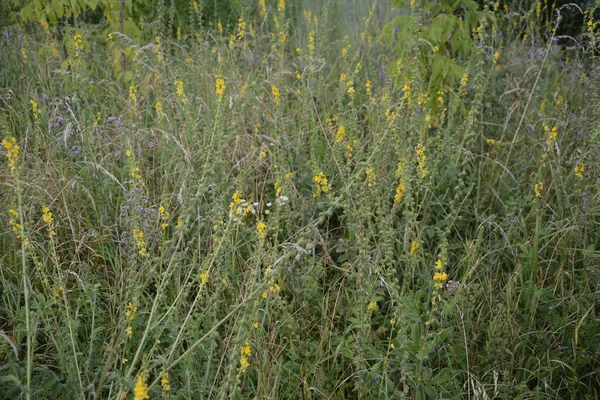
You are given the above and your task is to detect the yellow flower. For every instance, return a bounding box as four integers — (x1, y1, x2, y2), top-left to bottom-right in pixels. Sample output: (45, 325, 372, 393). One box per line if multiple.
(365, 166, 376, 189)
(460, 73, 469, 87)
(42, 206, 56, 237)
(277, 0, 285, 12)
(3, 137, 20, 176)
(410, 241, 419, 255)
(253, 322, 259, 329)
(272, 85, 280, 105)
(368, 301, 378, 311)
(313, 170, 331, 198)
(174, 80, 187, 104)
(534, 181, 544, 198)
(257, 220, 267, 242)
(30, 99, 41, 120)
(161, 371, 171, 392)
(200, 272, 209, 284)
(134, 376, 149, 400)
(239, 341, 252, 373)
(129, 85, 137, 102)
(155, 101, 163, 121)
(394, 184, 405, 203)
(261, 292, 268, 299)
(575, 162, 584, 179)
(416, 143, 428, 178)
(126, 326, 133, 337)
(215, 75, 225, 103)
(335, 125, 346, 143)
(493, 51, 500, 64)
(133, 227, 148, 257)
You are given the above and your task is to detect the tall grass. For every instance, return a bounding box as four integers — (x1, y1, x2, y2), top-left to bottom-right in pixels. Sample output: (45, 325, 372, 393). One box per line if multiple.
(1, 0, 599, 398)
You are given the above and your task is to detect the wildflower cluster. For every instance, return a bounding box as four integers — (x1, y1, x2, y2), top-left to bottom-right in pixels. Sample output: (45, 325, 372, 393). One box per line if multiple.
(2, 137, 20, 175)
(534, 181, 544, 198)
(431, 258, 448, 308)
(134, 376, 149, 400)
(8, 209, 27, 245)
(229, 16, 246, 48)
(200, 272, 210, 284)
(42, 206, 56, 237)
(30, 99, 41, 121)
(132, 227, 149, 257)
(575, 162, 584, 179)
(174, 80, 187, 104)
(365, 166, 376, 189)
(394, 159, 407, 204)
(239, 340, 252, 373)
(159, 205, 169, 229)
(215, 75, 225, 103)
(161, 371, 171, 392)
(272, 85, 280, 105)
(129, 85, 137, 103)
(409, 240, 419, 256)
(313, 170, 331, 198)
(256, 220, 267, 243)
(335, 125, 346, 143)
(415, 143, 428, 178)
(73, 33, 83, 57)
(155, 101, 163, 122)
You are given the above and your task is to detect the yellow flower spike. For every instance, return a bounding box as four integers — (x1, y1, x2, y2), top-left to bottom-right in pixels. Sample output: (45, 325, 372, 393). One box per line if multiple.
(133, 375, 149, 400)
(155, 101, 163, 122)
(215, 75, 225, 103)
(161, 371, 171, 392)
(129, 85, 137, 102)
(257, 220, 267, 242)
(335, 125, 346, 143)
(575, 162, 584, 179)
(272, 85, 280, 105)
(3, 137, 20, 175)
(410, 241, 419, 256)
(200, 272, 209, 284)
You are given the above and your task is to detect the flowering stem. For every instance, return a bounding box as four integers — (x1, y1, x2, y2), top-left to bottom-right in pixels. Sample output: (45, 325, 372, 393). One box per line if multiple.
(16, 183, 31, 400)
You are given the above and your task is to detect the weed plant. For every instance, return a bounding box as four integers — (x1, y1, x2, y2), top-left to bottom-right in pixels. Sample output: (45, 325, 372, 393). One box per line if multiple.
(0, 0, 599, 398)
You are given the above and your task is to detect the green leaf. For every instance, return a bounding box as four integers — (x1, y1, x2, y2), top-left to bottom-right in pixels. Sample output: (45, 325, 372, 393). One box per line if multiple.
(53, 0, 65, 19)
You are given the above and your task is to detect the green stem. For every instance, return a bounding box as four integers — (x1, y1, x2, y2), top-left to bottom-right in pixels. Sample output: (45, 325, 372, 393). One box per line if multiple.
(16, 181, 31, 400)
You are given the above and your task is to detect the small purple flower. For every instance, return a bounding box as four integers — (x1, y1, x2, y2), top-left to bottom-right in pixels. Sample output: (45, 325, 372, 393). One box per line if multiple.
(71, 145, 79, 155)
(552, 37, 558, 45)
(447, 32, 454, 41)
(4, 27, 11, 41)
(374, 374, 381, 383)
(582, 191, 588, 207)
(107, 116, 122, 126)
(394, 24, 399, 43)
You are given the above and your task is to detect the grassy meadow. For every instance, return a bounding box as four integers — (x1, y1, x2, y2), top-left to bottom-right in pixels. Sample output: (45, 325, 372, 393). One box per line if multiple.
(1, 0, 599, 398)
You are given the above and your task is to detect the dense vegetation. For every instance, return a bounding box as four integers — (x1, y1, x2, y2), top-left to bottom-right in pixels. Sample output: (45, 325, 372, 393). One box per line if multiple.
(1, 0, 599, 398)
